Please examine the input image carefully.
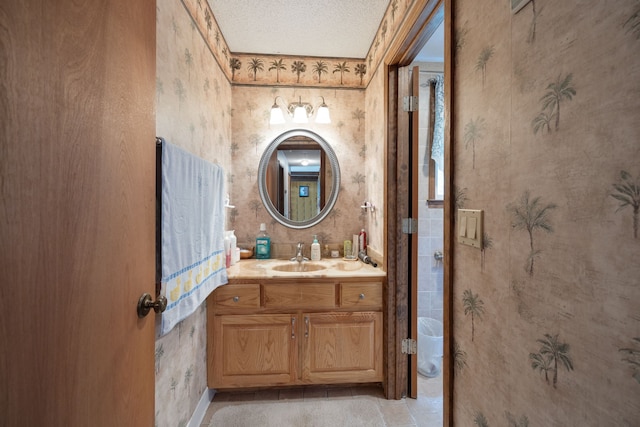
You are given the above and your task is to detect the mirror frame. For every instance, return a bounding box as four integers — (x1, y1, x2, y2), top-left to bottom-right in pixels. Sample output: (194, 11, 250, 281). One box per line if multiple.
(258, 129, 340, 229)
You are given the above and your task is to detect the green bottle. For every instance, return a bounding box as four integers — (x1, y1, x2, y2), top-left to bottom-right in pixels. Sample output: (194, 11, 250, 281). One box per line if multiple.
(255, 223, 271, 259)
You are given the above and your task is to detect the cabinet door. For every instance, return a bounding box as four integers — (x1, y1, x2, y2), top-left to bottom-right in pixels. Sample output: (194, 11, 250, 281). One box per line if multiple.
(210, 314, 297, 388)
(301, 312, 383, 384)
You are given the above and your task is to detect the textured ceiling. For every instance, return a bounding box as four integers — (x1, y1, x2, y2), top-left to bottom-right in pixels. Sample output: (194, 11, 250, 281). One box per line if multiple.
(207, 0, 391, 58)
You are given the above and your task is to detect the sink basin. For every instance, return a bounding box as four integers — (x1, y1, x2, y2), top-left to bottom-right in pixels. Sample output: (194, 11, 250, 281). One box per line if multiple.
(271, 262, 327, 273)
(334, 261, 363, 271)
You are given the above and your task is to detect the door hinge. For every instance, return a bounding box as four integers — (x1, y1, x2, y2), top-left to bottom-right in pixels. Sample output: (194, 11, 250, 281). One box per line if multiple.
(402, 338, 417, 355)
(402, 218, 417, 234)
(402, 95, 418, 112)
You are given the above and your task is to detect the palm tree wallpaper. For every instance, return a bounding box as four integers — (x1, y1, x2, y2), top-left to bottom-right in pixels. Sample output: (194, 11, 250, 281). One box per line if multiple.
(228, 82, 374, 253)
(463, 116, 486, 169)
(453, 340, 468, 374)
(507, 191, 557, 276)
(475, 46, 494, 86)
(229, 57, 241, 80)
(268, 58, 286, 83)
(247, 57, 264, 81)
(355, 63, 367, 85)
(312, 60, 328, 83)
(610, 170, 639, 239)
(462, 289, 485, 342)
(454, 0, 639, 424)
(473, 411, 489, 427)
(480, 231, 493, 271)
(291, 60, 307, 83)
(529, 333, 574, 388)
(333, 61, 351, 85)
(532, 73, 576, 133)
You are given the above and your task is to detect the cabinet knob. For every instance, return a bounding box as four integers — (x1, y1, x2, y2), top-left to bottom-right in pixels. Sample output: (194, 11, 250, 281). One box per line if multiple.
(233, 296, 239, 302)
(359, 293, 365, 300)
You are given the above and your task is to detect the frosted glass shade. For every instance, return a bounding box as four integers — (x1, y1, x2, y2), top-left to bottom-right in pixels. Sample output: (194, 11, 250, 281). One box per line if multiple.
(269, 106, 285, 124)
(315, 105, 331, 123)
(292, 105, 308, 123)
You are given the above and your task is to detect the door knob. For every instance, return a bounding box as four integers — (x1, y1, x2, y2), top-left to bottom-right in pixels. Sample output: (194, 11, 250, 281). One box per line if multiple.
(137, 293, 168, 318)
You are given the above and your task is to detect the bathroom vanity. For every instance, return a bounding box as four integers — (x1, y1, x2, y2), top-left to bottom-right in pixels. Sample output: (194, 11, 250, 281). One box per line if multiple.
(207, 259, 385, 389)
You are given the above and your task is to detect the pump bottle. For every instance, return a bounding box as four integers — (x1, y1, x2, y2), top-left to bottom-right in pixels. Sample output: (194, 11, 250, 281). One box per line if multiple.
(310, 235, 321, 261)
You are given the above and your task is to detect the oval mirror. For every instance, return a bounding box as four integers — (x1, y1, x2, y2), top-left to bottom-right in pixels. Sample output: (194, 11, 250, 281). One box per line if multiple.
(258, 129, 340, 229)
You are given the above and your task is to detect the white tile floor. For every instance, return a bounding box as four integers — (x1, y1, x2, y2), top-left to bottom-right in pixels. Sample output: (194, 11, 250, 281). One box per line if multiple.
(202, 373, 443, 427)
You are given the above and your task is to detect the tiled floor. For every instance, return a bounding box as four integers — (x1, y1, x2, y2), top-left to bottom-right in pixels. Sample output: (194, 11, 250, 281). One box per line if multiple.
(202, 373, 443, 427)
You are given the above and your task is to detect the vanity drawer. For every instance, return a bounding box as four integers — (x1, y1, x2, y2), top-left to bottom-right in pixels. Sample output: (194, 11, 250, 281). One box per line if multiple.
(340, 282, 382, 309)
(263, 283, 336, 309)
(213, 284, 261, 309)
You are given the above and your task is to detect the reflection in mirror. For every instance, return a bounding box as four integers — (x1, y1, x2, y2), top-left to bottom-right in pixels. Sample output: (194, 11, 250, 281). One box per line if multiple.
(265, 138, 332, 221)
(258, 130, 340, 229)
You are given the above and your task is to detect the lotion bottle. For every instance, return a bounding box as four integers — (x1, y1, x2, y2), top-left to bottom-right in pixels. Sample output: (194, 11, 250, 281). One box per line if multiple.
(310, 235, 321, 261)
(224, 231, 231, 268)
(229, 230, 238, 265)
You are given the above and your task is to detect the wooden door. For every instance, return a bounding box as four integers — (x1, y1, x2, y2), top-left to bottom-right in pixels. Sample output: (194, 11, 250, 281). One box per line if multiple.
(290, 180, 318, 222)
(211, 314, 297, 388)
(301, 312, 383, 384)
(0, 1, 156, 426)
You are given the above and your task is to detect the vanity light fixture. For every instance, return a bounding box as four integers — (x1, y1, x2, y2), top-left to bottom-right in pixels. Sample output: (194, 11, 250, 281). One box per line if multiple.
(292, 97, 310, 123)
(315, 97, 331, 124)
(269, 96, 331, 125)
(269, 97, 286, 124)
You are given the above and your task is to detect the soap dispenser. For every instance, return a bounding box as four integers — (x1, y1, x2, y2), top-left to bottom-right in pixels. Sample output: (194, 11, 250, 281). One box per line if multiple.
(310, 235, 321, 261)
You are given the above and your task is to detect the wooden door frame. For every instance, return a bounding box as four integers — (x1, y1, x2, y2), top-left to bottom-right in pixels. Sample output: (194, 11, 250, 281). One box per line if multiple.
(384, 0, 454, 425)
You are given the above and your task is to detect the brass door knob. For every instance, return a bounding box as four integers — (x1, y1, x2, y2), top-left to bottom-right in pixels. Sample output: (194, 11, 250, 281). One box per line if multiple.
(137, 293, 168, 318)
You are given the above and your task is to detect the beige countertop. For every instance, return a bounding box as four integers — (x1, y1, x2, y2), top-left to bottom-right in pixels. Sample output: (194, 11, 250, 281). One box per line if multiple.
(225, 258, 386, 279)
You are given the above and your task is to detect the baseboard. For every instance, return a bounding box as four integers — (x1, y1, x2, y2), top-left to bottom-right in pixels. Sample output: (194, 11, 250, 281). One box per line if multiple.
(187, 388, 215, 427)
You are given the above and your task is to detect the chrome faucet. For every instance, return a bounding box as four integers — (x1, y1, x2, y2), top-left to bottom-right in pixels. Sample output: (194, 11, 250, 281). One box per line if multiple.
(291, 242, 308, 264)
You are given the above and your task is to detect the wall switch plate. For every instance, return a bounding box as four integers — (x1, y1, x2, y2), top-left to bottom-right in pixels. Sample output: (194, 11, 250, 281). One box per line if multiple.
(457, 209, 483, 249)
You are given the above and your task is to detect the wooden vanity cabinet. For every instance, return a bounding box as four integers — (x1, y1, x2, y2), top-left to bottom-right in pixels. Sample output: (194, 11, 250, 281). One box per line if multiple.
(301, 311, 382, 384)
(211, 313, 297, 387)
(207, 278, 384, 389)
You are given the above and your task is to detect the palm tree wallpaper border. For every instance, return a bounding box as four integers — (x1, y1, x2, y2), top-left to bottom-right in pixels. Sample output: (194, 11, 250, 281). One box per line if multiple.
(181, 0, 416, 89)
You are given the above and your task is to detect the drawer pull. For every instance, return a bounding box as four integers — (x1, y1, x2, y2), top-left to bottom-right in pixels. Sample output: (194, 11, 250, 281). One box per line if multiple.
(232, 296, 239, 303)
(359, 293, 365, 300)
